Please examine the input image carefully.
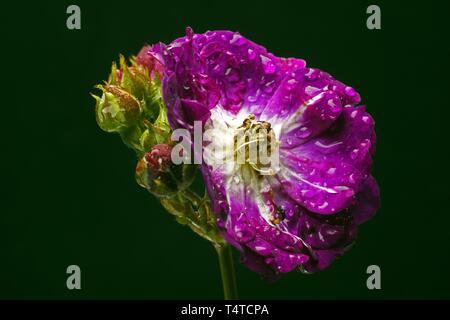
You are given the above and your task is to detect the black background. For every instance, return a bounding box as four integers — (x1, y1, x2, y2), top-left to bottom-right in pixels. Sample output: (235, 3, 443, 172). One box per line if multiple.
(2, 0, 449, 299)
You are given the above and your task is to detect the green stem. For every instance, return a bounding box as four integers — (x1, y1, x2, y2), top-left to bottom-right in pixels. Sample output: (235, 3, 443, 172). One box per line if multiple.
(214, 243, 238, 300)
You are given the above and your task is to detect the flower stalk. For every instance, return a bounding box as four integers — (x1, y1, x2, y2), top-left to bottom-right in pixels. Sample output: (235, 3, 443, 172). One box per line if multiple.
(215, 243, 238, 300)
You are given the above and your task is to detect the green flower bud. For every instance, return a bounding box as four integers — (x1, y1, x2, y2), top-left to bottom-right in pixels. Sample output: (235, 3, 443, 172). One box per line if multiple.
(94, 85, 141, 132)
(93, 53, 170, 157)
(116, 55, 162, 123)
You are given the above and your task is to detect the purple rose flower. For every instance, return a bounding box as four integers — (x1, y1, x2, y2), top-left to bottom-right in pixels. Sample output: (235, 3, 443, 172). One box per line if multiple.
(155, 28, 379, 278)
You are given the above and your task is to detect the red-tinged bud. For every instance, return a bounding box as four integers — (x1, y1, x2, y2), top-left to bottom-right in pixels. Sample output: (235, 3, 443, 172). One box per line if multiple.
(136, 144, 195, 198)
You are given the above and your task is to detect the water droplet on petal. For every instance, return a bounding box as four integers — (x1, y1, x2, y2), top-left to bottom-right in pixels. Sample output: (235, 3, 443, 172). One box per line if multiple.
(260, 55, 276, 74)
(286, 137, 293, 145)
(350, 148, 359, 159)
(255, 245, 266, 253)
(327, 167, 336, 175)
(230, 34, 246, 46)
(314, 140, 343, 154)
(345, 86, 357, 97)
(247, 89, 260, 103)
(362, 115, 372, 124)
(264, 80, 275, 93)
(305, 86, 321, 96)
(296, 126, 311, 139)
(305, 68, 318, 81)
(318, 201, 329, 210)
(334, 185, 349, 191)
(212, 64, 222, 73)
(301, 189, 316, 198)
(248, 48, 256, 60)
(288, 78, 297, 85)
(286, 78, 297, 91)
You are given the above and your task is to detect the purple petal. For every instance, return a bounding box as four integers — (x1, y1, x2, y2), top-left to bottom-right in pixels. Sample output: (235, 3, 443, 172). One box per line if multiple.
(278, 106, 376, 214)
(349, 175, 380, 225)
(159, 29, 308, 128)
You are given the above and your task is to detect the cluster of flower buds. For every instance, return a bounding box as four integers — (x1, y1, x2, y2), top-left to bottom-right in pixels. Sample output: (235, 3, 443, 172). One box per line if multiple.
(92, 50, 194, 197)
(92, 47, 224, 245)
(93, 51, 170, 157)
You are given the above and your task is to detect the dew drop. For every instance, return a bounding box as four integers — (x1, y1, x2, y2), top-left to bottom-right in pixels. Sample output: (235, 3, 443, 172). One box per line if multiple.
(305, 68, 317, 81)
(286, 78, 297, 91)
(349, 173, 356, 184)
(248, 95, 257, 102)
(318, 231, 325, 242)
(362, 115, 372, 124)
(314, 140, 343, 154)
(248, 48, 256, 60)
(260, 55, 276, 74)
(326, 229, 338, 235)
(286, 137, 293, 145)
(230, 34, 245, 46)
(350, 148, 359, 159)
(255, 245, 266, 252)
(318, 201, 329, 210)
(263, 80, 275, 93)
(327, 167, 336, 175)
(296, 126, 311, 139)
(305, 86, 321, 96)
(301, 189, 316, 198)
(345, 86, 357, 97)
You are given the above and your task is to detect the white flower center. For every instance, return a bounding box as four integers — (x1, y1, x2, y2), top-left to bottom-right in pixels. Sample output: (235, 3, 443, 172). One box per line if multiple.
(203, 108, 280, 176)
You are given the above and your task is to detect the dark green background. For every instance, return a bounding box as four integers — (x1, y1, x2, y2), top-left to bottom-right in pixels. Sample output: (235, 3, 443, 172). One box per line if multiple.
(3, 0, 449, 299)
